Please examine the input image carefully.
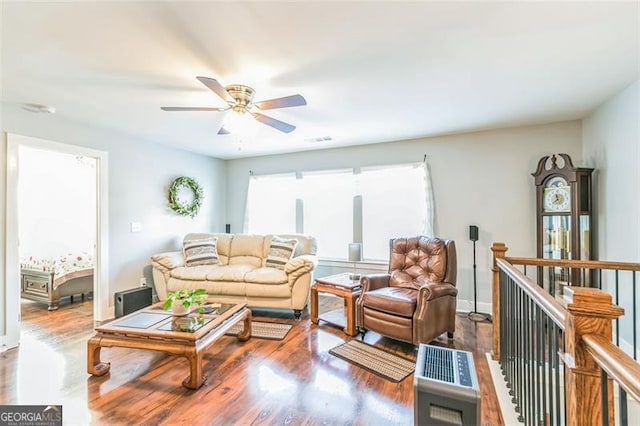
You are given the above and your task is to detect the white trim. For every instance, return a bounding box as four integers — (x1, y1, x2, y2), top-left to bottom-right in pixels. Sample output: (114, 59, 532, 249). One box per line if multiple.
(3, 134, 20, 349)
(456, 299, 493, 315)
(5, 134, 110, 336)
(318, 258, 388, 271)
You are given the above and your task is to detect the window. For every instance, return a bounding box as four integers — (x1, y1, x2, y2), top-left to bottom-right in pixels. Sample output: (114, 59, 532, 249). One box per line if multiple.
(359, 163, 431, 260)
(244, 162, 434, 261)
(301, 170, 354, 259)
(245, 173, 297, 235)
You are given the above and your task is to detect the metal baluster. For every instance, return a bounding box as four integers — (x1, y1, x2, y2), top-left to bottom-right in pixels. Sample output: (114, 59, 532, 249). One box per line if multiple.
(633, 272, 637, 360)
(620, 388, 628, 426)
(513, 284, 519, 414)
(508, 273, 514, 400)
(553, 323, 561, 424)
(601, 369, 609, 426)
(547, 317, 555, 426)
(524, 294, 530, 424)
(526, 296, 532, 426)
(614, 269, 626, 426)
(615, 270, 620, 347)
(560, 331, 566, 426)
(516, 286, 523, 421)
(536, 304, 542, 426)
(503, 272, 509, 385)
(543, 309, 549, 426)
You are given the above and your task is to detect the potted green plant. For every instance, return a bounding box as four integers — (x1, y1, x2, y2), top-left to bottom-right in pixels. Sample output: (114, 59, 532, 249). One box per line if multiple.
(163, 288, 207, 316)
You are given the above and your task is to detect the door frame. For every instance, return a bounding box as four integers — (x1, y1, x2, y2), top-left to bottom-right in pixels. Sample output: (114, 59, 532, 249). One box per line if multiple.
(4, 133, 109, 348)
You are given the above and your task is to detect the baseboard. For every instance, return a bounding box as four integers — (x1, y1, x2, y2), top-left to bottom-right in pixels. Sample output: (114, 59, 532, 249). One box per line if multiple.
(457, 299, 492, 315)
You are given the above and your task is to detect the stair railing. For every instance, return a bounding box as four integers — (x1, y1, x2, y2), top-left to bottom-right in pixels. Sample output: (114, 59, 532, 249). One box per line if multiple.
(491, 242, 640, 426)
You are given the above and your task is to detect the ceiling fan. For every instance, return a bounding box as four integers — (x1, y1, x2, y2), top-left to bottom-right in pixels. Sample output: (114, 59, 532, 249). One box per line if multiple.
(161, 76, 306, 134)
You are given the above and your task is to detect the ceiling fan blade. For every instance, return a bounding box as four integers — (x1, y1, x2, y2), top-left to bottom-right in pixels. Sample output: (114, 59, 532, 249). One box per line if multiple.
(218, 127, 231, 135)
(196, 76, 234, 103)
(253, 94, 306, 110)
(161, 106, 226, 111)
(252, 113, 296, 133)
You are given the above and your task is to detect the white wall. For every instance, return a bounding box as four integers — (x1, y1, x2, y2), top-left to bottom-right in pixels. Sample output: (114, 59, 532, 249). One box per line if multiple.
(583, 80, 639, 353)
(1, 105, 226, 316)
(226, 121, 583, 311)
(583, 80, 640, 262)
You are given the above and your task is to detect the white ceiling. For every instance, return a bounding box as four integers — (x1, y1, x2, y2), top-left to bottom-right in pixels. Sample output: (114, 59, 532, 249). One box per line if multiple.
(2, 1, 638, 159)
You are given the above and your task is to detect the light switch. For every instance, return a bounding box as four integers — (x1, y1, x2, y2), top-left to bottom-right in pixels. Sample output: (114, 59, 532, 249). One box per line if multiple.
(130, 222, 142, 233)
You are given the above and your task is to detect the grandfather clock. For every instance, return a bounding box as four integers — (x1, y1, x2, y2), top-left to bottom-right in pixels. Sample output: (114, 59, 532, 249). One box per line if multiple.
(532, 153, 594, 288)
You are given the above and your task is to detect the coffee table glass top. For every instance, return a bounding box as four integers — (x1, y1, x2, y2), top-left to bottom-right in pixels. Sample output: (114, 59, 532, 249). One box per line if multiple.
(97, 302, 243, 337)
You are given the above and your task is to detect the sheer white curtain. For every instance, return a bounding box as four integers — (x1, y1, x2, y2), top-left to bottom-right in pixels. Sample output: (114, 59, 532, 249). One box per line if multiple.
(244, 173, 298, 234)
(301, 169, 354, 259)
(243, 162, 435, 261)
(359, 162, 434, 261)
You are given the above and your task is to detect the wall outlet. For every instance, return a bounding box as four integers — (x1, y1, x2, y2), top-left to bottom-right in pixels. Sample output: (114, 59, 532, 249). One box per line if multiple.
(139, 277, 147, 287)
(130, 222, 142, 233)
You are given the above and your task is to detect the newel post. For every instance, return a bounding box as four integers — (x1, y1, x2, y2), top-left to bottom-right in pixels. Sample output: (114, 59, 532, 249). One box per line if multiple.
(561, 287, 624, 426)
(490, 242, 508, 360)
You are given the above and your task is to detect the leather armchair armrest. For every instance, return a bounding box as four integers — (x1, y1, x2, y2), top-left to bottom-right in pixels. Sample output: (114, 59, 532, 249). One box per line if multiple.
(361, 274, 391, 292)
(418, 281, 458, 302)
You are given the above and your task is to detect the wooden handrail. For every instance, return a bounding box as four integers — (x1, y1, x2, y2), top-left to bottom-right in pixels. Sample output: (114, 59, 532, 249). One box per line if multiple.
(505, 256, 640, 271)
(497, 258, 567, 328)
(582, 334, 640, 402)
(492, 242, 636, 425)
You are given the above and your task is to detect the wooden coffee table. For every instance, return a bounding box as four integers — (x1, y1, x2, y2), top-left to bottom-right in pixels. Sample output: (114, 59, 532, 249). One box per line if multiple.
(87, 301, 251, 390)
(310, 273, 362, 336)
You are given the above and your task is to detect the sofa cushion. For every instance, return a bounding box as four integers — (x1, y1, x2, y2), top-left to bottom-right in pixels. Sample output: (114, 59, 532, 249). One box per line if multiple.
(244, 267, 288, 284)
(183, 238, 219, 266)
(229, 234, 265, 258)
(166, 278, 246, 297)
(205, 265, 255, 282)
(265, 236, 298, 270)
(245, 282, 292, 298)
(170, 265, 215, 280)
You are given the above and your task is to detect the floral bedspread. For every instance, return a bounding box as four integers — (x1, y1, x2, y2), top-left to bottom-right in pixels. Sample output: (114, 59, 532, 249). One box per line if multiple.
(20, 252, 95, 278)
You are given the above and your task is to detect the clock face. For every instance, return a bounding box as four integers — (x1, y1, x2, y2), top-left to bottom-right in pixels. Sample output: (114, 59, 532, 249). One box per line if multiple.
(544, 177, 570, 212)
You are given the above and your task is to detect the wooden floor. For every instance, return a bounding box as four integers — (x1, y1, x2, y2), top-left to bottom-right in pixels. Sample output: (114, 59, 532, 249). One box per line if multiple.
(1, 297, 504, 425)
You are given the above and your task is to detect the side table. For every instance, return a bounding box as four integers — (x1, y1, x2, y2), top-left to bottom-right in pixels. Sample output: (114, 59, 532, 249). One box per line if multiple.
(310, 272, 362, 336)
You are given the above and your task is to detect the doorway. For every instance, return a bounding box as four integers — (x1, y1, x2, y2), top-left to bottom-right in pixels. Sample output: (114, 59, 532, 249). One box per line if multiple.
(5, 133, 109, 349)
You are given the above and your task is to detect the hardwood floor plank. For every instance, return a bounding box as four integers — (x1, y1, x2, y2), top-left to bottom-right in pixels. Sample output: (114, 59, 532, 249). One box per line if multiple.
(0, 298, 505, 425)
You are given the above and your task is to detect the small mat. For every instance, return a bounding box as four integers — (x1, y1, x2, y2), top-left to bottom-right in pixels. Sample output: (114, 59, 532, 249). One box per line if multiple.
(226, 321, 292, 340)
(329, 340, 415, 382)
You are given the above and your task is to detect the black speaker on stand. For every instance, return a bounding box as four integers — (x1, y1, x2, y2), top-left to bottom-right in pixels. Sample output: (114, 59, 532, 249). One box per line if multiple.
(468, 225, 492, 323)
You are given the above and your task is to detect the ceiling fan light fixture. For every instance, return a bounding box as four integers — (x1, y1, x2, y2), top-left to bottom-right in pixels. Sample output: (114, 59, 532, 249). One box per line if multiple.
(225, 84, 255, 109)
(223, 109, 259, 137)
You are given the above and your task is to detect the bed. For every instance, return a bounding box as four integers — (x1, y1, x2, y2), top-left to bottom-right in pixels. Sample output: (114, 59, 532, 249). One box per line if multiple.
(20, 252, 94, 310)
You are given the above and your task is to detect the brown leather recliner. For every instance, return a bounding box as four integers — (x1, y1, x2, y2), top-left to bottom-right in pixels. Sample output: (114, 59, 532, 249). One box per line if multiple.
(356, 236, 457, 345)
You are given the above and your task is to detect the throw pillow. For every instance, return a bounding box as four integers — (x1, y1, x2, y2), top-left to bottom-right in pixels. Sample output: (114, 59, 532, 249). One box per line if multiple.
(183, 238, 219, 267)
(265, 236, 298, 270)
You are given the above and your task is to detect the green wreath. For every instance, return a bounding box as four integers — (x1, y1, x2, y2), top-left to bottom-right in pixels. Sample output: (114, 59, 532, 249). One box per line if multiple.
(168, 176, 203, 218)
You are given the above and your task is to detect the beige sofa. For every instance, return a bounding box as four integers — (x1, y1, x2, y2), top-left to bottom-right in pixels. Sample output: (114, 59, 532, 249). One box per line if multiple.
(151, 233, 317, 318)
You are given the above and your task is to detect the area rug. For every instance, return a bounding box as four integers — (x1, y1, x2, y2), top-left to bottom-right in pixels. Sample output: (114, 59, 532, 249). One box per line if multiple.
(225, 321, 292, 340)
(329, 340, 415, 382)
